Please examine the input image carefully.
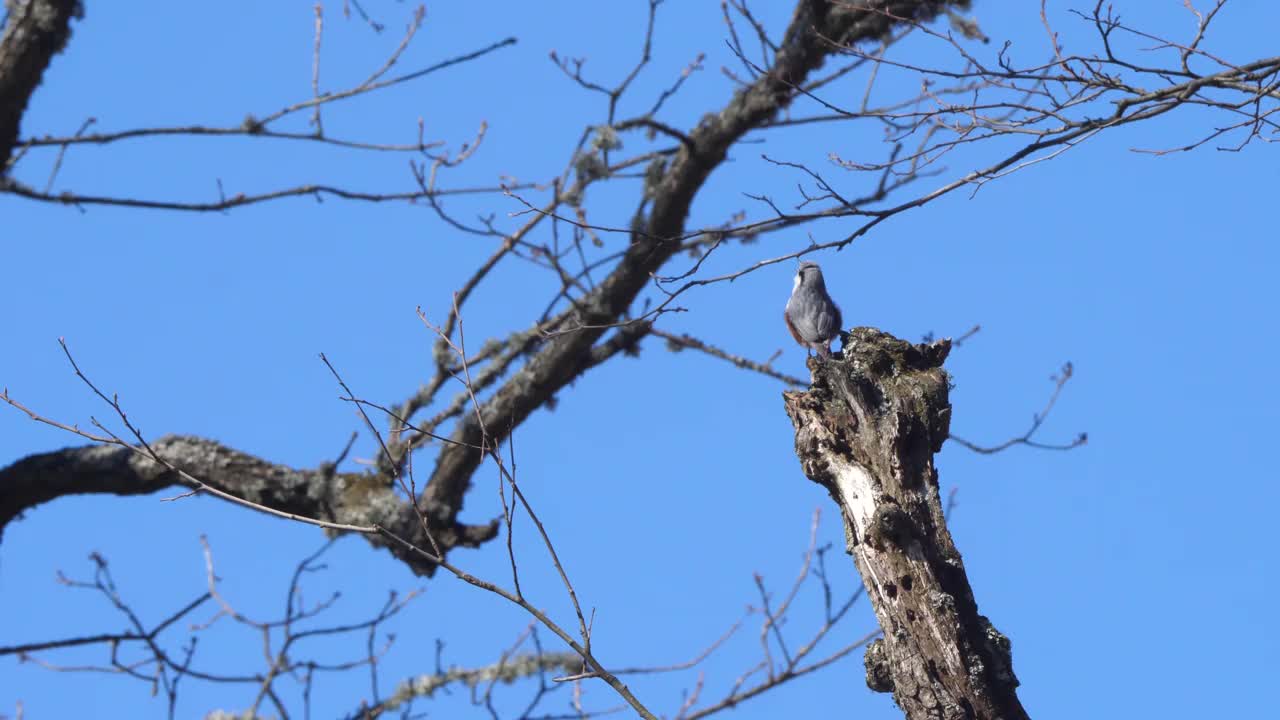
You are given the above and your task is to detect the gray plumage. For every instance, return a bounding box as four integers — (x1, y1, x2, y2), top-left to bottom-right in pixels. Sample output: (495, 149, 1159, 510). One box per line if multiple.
(784, 261, 842, 357)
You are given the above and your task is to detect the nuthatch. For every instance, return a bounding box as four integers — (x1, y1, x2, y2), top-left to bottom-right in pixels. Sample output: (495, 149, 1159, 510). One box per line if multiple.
(784, 261, 842, 357)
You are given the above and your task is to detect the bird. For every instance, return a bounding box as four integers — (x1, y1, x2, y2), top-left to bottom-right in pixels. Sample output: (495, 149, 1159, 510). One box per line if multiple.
(785, 261, 843, 358)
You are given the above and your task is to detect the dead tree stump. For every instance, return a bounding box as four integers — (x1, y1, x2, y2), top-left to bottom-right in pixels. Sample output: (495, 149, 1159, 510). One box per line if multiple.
(782, 327, 1029, 720)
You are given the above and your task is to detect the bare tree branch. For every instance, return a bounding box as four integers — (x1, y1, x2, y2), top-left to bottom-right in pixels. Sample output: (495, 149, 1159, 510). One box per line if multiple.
(0, 432, 497, 567)
(418, 0, 974, 567)
(949, 361, 1088, 454)
(653, 328, 806, 386)
(0, 0, 82, 174)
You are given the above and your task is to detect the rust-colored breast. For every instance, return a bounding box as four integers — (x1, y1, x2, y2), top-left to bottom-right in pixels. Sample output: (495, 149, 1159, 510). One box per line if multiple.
(784, 307, 805, 344)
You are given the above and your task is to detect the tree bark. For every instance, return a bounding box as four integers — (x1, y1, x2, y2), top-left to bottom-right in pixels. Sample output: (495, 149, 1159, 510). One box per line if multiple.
(0, 0, 82, 175)
(0, 436, 498, 571)
(783, 327, 1028, 720)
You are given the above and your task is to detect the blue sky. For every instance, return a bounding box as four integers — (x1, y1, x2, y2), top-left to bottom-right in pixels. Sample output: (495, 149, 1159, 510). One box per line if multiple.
(2, 1, 1278, 718)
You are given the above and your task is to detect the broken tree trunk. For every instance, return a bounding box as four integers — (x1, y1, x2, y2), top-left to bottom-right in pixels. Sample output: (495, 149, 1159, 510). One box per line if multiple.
(782, 327, 1029, 720)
